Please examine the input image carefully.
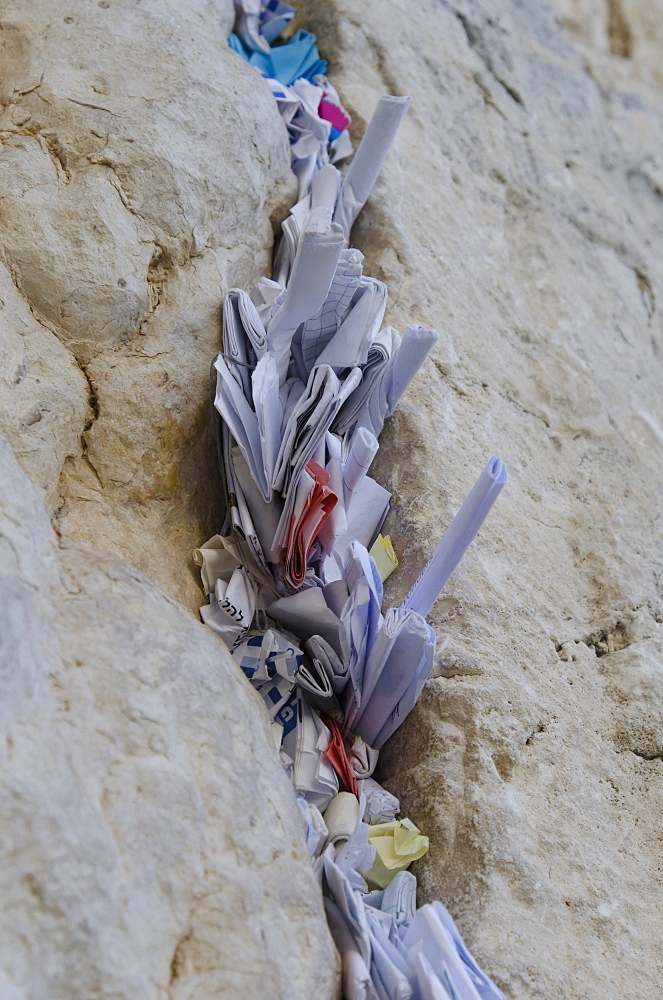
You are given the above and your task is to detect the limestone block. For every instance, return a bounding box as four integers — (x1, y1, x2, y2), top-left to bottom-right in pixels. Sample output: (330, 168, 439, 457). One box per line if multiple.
(0, 436, 338, 999)
(298, 0, 663, 996)
(0, 135, 153, 363)
(0, 262, 89, 510)
(0, 0, 296, 607)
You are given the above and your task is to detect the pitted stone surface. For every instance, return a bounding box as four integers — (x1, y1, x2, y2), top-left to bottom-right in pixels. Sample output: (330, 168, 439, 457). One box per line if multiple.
(0, 2, 335, 997)
(2, 0, 663, 996)
(0, 0, 296, 608)
(294, 0, 663, 996)
(0, 438, 338, 999)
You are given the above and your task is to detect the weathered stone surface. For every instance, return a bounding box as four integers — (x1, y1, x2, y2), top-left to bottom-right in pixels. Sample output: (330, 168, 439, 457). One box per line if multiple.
(0, 260, 89, 510)
(0, 0, 296, 608)
(3, 0, 663, 995)
(297, 0, 663, 996)
(0, 437, 338, 999)
(0, 2, 336, 996)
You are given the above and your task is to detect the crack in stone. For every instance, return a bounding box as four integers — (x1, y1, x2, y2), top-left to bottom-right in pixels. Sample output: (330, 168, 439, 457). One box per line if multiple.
(77, 362, 103, 486)
(629, 749, 663, 762)
(451, 8, 525, 109)
(66, 96, 120, 116)
(605, 0, 633, 58)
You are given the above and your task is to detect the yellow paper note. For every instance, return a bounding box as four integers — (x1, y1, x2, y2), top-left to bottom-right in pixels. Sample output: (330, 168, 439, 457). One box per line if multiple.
(364, 817, 429, 889)
(369, 533, 399, 583)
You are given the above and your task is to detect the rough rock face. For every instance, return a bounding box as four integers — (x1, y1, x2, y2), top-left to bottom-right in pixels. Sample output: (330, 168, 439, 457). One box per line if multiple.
(0, 0, 296, 611)
(0, 440, 338, 1000)
(296, 0, 663, 997)
(0, 2, 337, 998)
(2, 0, 662, 997)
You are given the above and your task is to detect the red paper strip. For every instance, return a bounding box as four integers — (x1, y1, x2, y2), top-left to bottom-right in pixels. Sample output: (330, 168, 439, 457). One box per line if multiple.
(284, 460, 337, 588)
(321, 712, 360, 798)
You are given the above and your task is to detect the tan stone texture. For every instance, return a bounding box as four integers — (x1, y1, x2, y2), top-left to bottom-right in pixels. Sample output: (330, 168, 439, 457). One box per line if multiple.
(0, 0, 297, 610)
(0, 438, 338, 999)
(2, 0, 663, 997)
(0, 2, 336, 997)
(295, 0, 663, 996)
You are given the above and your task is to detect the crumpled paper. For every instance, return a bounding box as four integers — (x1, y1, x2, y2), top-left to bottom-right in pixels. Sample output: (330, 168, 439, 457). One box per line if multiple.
(364, 817, 429, 889)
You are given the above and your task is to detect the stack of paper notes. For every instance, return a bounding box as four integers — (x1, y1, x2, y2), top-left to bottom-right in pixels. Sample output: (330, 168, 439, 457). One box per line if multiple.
(194, 3, 510, 997)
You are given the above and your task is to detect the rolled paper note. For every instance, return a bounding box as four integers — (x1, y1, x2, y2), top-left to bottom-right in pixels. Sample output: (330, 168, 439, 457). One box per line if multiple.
(369, 533, 398, 583)
(364, 817, 429, 890)
(310, 162, 341, 215)
(370, 635, 434, 750)
(402, 456, 507, 618)
(343, 426, 379, 505)
(323, 791, 360, 854)
(384, 325, 439, 419)
(334, 94, 412, 237)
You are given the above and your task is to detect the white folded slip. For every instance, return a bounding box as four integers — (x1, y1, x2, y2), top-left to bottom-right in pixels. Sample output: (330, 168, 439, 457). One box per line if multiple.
(337, 542, 384, 733)
(269, 585, 345, 658)
(403, 903, 508, 1000)
(281, 689, 339, 810)
(199, 565, 256, 648)
(304, 634, 349, 697)
(212, 351, 278, 504)
(295, 647, 337, 714)
(272, 364, 362, 496)
(271, 365, 362, 560)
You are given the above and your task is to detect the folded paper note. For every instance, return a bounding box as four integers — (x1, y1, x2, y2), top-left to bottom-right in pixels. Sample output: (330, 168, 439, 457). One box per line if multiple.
(369, 533, 399, 583)
(364, 818, 430, 890)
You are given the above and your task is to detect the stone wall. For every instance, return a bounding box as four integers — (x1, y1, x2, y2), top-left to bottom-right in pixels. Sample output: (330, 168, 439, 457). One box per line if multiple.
(295, 0, 663, 996)
(1, 0, 662, 997)
(0, 2, 337, 997)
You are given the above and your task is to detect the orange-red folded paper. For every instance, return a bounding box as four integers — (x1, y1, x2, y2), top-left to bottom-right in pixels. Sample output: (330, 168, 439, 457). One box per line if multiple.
(284, 460, 337, 588)
(321, 711, 360, 797)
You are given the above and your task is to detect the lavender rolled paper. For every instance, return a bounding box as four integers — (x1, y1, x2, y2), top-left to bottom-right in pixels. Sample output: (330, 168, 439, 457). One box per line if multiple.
(343, 426, 379, 505)
(310, 162, 341, 215)
(384, 324, 439, 418)
(402, 456, 507, 618)
(333, 94, 412, 237)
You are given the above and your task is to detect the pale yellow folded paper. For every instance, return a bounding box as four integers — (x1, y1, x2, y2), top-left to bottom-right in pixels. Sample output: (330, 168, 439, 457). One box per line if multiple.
(364, 817, 429, 889)
(369, 533, 399, 583)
